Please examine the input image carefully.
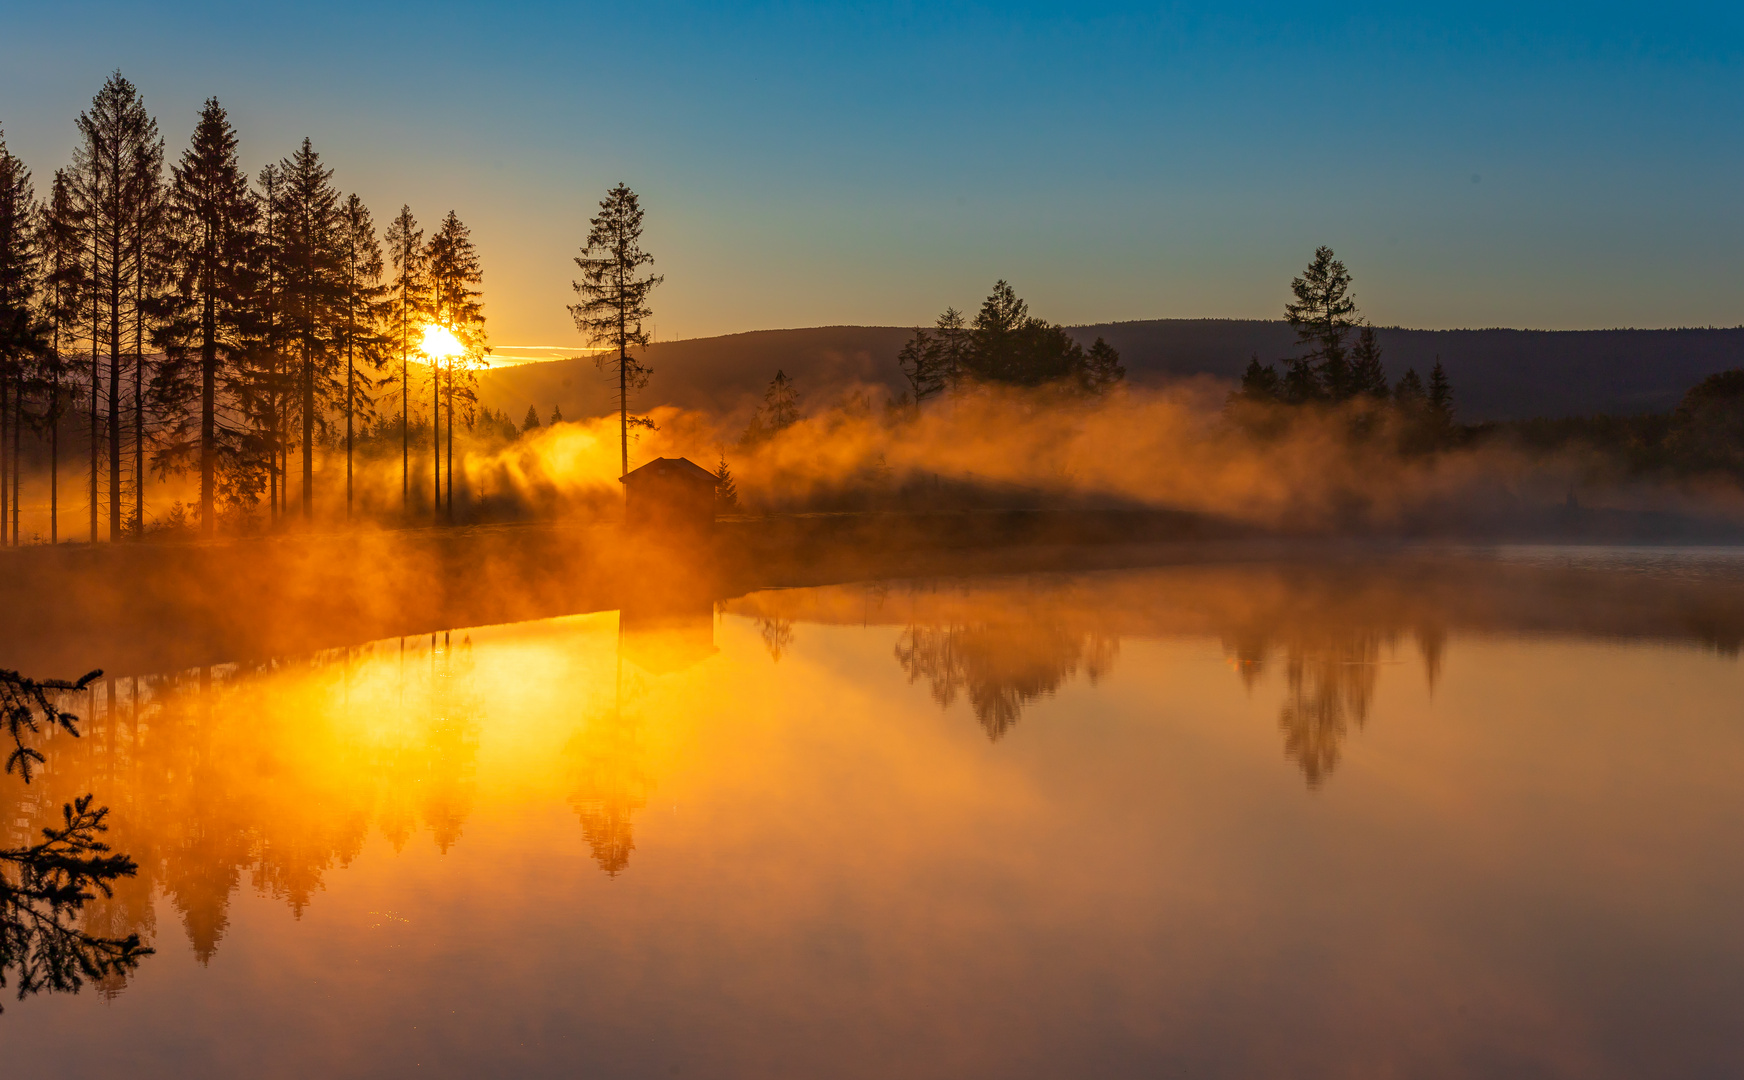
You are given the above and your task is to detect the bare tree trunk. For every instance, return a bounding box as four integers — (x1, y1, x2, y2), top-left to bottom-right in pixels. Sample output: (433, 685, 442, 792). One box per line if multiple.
(200, 289, 215, 535)
(432, 352, 439, 525)
(2, 374, 10, 545)
(50, 374, 59, 544)
(133, 272, 144, 539)
(444, 359, 453, 521)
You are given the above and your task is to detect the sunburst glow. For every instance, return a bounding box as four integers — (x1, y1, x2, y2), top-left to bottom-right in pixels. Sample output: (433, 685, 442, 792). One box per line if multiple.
(420, 324, 465, 360)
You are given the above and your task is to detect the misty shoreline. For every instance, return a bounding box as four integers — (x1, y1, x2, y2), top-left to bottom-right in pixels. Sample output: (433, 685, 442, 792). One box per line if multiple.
(5, 510, 1743, 679)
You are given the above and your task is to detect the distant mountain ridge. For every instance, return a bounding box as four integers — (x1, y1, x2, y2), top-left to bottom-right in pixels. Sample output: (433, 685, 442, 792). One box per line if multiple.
(477, 321, 1744, 424)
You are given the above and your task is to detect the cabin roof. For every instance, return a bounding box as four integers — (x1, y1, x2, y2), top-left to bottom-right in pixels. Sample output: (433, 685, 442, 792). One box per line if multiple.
(620, 456, 718, 485)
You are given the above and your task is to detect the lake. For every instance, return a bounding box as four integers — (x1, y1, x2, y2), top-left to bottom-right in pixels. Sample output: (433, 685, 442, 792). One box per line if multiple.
(6, 548, 1743, 1078)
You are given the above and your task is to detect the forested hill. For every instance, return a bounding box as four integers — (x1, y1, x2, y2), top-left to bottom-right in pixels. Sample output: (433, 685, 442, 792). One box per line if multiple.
(477, 321, 1744, 423)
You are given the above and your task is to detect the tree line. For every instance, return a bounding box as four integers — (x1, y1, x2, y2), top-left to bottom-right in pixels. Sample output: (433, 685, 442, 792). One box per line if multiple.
(895, 280, 1126, 404)
(1233, 246, 1456, 443)
(0, 72, 488, 543)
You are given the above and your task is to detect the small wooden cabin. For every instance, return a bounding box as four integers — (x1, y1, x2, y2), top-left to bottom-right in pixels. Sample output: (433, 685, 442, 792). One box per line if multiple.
(621, 456, 718, 534)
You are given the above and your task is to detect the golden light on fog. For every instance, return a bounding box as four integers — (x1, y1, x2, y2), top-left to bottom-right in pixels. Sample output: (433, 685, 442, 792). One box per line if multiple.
(421, 324, 465, 360)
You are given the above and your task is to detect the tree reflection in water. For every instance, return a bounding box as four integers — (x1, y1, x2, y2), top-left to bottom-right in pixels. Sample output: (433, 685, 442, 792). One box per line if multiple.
(1225, 627, 1445, 787)
(1, 668, 152, 1011)
(0, 641, 481, 994)
(566, 599, 714, 877)
(895, 622, 1118, 741)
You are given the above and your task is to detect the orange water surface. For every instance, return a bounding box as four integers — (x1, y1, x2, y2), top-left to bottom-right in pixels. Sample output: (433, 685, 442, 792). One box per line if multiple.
(6, 559, 1743, 1078)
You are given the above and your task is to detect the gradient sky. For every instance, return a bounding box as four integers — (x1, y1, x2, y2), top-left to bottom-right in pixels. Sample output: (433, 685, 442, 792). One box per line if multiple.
(3, 1, 1741, 356)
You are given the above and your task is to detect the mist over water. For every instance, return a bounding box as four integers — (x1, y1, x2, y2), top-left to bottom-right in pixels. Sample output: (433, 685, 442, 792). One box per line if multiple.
(5, 554, 1743, 1078)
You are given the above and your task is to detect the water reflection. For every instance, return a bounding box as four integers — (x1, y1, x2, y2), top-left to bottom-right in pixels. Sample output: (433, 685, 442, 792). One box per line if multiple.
(9, 551, 1744, 1075)
(1, 669, 151, 1010)
(895, 622, 1118, 741)
(1, 641, 484, 981)
(728, 556, 1744, 787)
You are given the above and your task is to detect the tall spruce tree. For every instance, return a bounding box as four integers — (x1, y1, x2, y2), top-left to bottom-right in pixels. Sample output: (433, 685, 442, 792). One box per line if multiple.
(275, 139, 342, 519)
(72, 72, 163, 541)
(1428, 359, 1454, 430)
(425, 211, 483, 522)
(0, 126, 42, 547)
(253, 161, 288, 520)
(40, 169, 86, 543)
(336, 193, 385, 519)
(1082, 337, 1125, 395)
(1349, 326, 1389, 400)
(383, 205, 425, 512)
(1283, 246, 1359, 402)
(966, 280, 1029, 383)
(1238, 356, 1280, 402)
(569, 183, 662, 484)
(933, 306, 969, 388)
(155, 99, 258, 535)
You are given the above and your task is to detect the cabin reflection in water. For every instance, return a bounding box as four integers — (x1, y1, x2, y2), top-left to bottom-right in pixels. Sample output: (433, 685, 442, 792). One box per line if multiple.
(567, 595, 717, 877)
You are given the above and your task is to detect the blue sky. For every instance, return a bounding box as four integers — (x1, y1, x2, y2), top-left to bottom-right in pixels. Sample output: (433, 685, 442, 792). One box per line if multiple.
(2, 1, 1740, 351)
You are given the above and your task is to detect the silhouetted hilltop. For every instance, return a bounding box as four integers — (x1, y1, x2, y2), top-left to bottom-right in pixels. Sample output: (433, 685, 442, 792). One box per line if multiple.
(479, 321, 1744, 423)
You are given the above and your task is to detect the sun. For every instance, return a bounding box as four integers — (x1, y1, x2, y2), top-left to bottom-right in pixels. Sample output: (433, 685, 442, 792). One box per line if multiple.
(420, 324, 465, 359)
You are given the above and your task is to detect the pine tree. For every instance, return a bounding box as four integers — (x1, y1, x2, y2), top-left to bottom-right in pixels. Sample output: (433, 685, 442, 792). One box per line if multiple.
(965, 280, 1029, 383)
(253, 161, 289, 521)
(39, 169, 86, 543)
(1081, 337, 1125, 395)
(0, 126, 42, 547)
(1394, 367, 1426, 406)
(425, 210, 484, 522)
(521, 405, 540, 433)
(713, 453, 738, 512)
(1282, 358, 1322, 404)
(550, 404, 563, 424)
(760, 369, 799, 432)
(383, 206, 425, 512)
(896, 327, 944, 404)
(1349, 326, 1389, 399)
(336, 193, 385, 519)
(154, 98, 258, 535)
(1284, 246, 1360, 402)
(933, 306, 969, 388)
(1238, 355, 1280, 402)
(275, 138, 343, 520)
(1428, 358, 1454, 430)
(72, 72, 163, 541)
(569, 183, 662, 484)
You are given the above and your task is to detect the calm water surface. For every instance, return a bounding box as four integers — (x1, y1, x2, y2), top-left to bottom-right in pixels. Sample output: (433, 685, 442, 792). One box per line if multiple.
(6, 556, 1744, 1078)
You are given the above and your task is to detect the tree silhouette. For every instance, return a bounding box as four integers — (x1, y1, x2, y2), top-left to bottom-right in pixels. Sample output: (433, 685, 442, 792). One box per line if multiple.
(426, 211, 484, 522)
(0, 127, 42, 548)
(1237, 355, 1280, 403)
(73, 72, 164, 541)
(570, 184, 662, 485)
(39, 169, 85, 543)
(1284, 246, 1359, 402)
(383, 206, 425, 514)
(275, 138, 342, 520)
(1427, 359, 1454, 430)
(1349, 326, 1389, 400)
(743, 369, 799, 446)
(897, 327, 945, 404)
(1, 667, 151, 1011)
(521, 405, 541, 433)
(336, 193, 386, 519)
(153, 98, 259, 536)
(713, 453, 739, 511)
